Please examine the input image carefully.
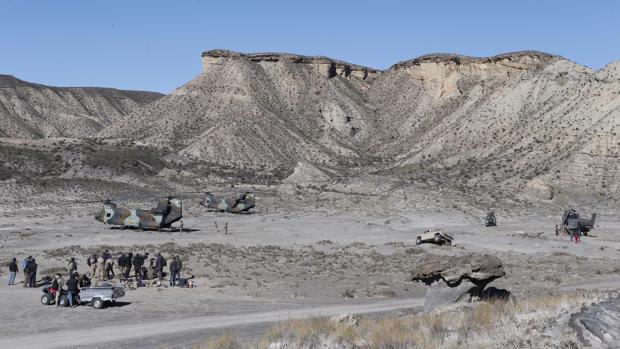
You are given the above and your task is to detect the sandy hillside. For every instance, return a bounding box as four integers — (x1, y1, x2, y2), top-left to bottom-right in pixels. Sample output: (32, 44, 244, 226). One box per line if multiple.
(0, 75, 162, 138)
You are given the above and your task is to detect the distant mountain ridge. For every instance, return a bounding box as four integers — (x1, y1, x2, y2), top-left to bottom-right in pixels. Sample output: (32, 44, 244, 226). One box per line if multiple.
(0, 74, 162, 138)
(99, 49, 619, 198)
(2, 50, 619, 201)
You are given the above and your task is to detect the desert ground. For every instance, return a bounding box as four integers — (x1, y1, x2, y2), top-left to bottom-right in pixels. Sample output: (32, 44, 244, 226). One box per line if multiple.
(1, 48, 619, 348)
(1, 205, 619, 348)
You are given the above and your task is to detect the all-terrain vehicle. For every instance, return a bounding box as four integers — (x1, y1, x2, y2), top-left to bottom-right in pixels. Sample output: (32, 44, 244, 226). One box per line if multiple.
(485, 211, 497, 227)
(41, 284, 125, 309)
(416, 229, 453, 246)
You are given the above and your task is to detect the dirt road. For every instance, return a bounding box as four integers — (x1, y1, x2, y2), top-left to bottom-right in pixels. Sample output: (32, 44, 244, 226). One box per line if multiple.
(0, 298, 424, 349)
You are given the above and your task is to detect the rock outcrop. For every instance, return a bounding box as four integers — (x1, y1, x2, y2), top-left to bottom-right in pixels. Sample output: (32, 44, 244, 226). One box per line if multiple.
(411, 253, 505, 287)
(202, 49, 380, 80)
(570, 294, 620, 347)
(411, 254, 507, 312)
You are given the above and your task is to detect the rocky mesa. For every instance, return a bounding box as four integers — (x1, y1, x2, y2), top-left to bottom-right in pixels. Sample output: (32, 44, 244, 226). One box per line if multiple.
(1, 49, 619, 208)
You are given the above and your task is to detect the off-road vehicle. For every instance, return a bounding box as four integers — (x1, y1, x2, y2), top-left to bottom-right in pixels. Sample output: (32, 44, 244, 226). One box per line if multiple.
(416, 229, 453, 246)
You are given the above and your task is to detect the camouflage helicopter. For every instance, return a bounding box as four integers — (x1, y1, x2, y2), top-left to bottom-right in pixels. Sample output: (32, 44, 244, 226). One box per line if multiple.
(556, 209, 596, 236)
(199, 191, 255, 213)
(94, 196, 183, 231)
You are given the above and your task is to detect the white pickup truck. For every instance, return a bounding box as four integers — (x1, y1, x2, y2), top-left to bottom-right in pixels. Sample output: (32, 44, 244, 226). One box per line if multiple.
(416, 229, 453, 246)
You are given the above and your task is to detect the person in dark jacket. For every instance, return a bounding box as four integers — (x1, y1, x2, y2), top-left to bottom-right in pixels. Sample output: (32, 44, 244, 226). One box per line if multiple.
(125, 252, 133, 279)
(28, 258, 38, 287)
(68, 257, 77, 276)
(132, 253, 144, 286)
(140, 265, 148, 280)
(155, 253, 166, 283)
(117, 253, 127, 280)
(169, 256, 179, 287)
(78, 273, 91, 288)
(66, 274, 79, 308)
(8, 258, 18, 285)
(105, 258, 114, 280)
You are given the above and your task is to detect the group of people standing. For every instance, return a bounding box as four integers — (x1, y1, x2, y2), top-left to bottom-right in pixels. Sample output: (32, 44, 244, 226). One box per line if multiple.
(6, 251, 184, 289)
(7, 256, 84, 308)
(7, 256, 39, 288)
(555, 224, 583, 244)
(86, 250, 115, 284)
(91, 251, 183, 287)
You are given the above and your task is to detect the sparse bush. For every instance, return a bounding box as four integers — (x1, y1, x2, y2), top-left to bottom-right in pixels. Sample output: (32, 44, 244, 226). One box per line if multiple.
(41, 267, 68, 277)
(197, 332, 240, 349)
(206, 290, 610, 349)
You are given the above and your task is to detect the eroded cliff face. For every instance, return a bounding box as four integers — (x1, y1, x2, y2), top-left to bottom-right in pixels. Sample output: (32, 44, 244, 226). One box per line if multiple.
(201, 49, 380, 81)
(389, 51, 560, 101)
(369, 54, 620, 199)
(100, 50, 385, 169)
(94, 50, 620, 204)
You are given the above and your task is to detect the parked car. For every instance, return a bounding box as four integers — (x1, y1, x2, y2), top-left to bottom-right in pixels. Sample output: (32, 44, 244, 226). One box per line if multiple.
(41, 284, 125, 309)
(416, 229, 453, 246)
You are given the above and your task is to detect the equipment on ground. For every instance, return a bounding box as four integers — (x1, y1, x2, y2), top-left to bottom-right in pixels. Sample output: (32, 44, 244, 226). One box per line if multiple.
(94, 196, 182, 230)
(416, 229, 453, 246)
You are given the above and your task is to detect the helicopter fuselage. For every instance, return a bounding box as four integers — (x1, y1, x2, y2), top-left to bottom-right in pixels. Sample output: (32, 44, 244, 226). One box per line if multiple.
(200, 193, 255, 213)
(95, 198, 182, 229)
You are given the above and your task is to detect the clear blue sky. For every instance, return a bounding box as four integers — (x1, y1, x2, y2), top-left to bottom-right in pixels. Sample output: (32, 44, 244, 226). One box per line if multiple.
(1, 0, 618, 93)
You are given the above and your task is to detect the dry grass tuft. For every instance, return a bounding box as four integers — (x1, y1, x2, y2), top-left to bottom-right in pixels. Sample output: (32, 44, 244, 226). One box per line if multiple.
(197, 290, 609, 349)
(196, 331, 240, 349)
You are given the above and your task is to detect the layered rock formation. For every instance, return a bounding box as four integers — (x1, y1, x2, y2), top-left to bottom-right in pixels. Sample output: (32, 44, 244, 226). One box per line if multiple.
(0, 75, 162, 138)
(570, 294, 620, 347)
(2, 49, 618, 204)
(411, 253, 505, 288)
(411, 254, 507, 311)
(201, 49, 380, 80)
(94, 50, 620, 202)
(99, 49, 384, 169)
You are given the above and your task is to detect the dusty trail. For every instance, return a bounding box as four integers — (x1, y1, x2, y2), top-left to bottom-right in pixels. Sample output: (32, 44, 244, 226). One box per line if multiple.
(0, 298, 425, 349)
(559, 277, 620, 291)
(5, 276, 620, 349)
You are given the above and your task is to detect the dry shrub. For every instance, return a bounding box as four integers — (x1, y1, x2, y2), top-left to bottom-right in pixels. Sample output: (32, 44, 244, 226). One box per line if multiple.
(265, 318, 334, 344)
(41, 267, 68, 277)
(196, 332, 240, 349)
(258, 290, 606, 349)
(360, 312, 452, 349)
(262, 317, 359, 348)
